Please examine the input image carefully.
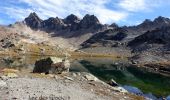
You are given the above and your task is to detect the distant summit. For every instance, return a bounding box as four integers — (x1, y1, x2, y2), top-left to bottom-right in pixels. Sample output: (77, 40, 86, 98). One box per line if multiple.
(79, 14, 101, 29)
(25, 12, 42, 29)
(129, 16, 170, 33)
(24, 12, 105, 37)
(63, 14, 80, 24)
(24, 13, 170, 46)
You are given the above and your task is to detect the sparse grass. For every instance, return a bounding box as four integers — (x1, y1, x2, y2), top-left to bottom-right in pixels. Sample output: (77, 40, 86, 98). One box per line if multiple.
(0, 41, 130, 60)
(2, 68, 19, 73)
(0, 42, 65, 56)
(128, 94, 145, 100)
(71, 51, 119, 57)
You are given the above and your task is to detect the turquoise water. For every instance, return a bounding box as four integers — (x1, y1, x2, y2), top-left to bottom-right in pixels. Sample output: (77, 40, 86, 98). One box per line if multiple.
(71, 59, 170, 99)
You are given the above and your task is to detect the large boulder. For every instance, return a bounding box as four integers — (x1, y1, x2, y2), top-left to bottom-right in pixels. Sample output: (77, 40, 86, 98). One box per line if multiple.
(33, 57, 70, 74)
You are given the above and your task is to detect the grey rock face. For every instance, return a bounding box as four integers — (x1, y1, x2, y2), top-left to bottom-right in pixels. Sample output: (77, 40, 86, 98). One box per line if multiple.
(126, 16, 170, 35)
(41, 17, 65, 32)
(63, 14, 80, 24)
(128, 26, 170, 47)
(109, 23, 119, 29)
(79, 14, 102, 29)
(81, 28, 128, 48)
(63, 14, 80, 31)
(24, 13, 104, 37)
(25, 12, 42, 29)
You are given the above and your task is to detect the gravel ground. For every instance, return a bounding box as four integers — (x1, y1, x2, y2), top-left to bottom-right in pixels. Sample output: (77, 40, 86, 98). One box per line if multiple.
(0, 72, 141, 100)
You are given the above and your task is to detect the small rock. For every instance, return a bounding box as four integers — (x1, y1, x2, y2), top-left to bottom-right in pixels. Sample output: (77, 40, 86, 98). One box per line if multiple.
(114, 62, 119, 65)
(76, 72, 81, 76)
(72, 73, 77, 77)
(0, 75, 8, 80)
(64, 76, 74, 81)
(12, 97, 18, 100)
(84, 74, 98, 81)
(54, 75, 59, 80)
(109, 79, 119, 86)
(106, 89, 111, 92)
(0, 80, 7, 87)
(131, 60, 138, 64)
(88, 82, 96, 86)
(90, 89, 94, 92)
(40, 73, 45, 75)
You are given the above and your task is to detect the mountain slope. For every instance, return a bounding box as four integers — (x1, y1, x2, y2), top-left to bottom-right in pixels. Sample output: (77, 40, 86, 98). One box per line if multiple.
(5, 12, 170, 63)
(81, 28, 128, 48)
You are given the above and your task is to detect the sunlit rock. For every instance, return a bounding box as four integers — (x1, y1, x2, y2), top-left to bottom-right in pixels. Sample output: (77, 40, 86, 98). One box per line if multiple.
(33, 57, 70, 74)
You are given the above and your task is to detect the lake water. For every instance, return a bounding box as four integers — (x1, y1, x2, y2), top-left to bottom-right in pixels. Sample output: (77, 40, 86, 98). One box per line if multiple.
(0, 56, 170, 99)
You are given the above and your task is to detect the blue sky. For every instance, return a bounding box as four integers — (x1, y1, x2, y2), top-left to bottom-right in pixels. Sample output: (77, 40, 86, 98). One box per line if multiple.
(0, 0, 170, 26)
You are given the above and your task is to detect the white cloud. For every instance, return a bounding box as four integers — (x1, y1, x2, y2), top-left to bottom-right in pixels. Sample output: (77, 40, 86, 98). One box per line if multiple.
(1, 0, 168, 25)
(91, 7, 128, 24)
(2, 7, 33, 20)
(118, 0, 162, 12)
(118, 0, 146, 12)
(0, 0, 128, 24)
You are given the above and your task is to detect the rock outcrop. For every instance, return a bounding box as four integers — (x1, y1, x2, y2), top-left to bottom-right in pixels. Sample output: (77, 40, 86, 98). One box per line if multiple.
(33, 57, 70, 74)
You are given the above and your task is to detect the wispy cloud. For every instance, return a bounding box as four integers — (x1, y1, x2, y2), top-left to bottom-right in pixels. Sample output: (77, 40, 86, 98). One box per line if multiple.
(0, 0, 170, 25)
(2, 7, 33, 20)
(118, 0, 163, 12)
(0, 0, 129, 24)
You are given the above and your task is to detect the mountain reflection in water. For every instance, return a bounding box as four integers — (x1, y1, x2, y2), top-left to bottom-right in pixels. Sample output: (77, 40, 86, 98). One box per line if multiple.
(72, 59, 170, 99)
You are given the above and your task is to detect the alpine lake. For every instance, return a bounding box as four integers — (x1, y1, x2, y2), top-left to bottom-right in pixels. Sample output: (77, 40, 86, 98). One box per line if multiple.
(0, 56, 170, 99)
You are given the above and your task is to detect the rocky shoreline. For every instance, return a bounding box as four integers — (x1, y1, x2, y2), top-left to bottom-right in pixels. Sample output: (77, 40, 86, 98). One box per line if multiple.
(0, 68, 143, 100)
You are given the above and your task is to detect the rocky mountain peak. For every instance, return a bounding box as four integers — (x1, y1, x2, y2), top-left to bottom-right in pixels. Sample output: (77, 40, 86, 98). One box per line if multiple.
(83, 14, 100, 24)
(143, 19, 152, 24)
(110, 23, 119, 28)
(42, 17, 63, 26)
(137, 19, 153, 28)
(25, 12, 42, 29)
(29, 12, 38, 17)
(54, 17, 64, 24)
(128, 16, 170, 35)
(154, 16, 170, 24)
(79, 14, 101, 29)
(64, 14, 80, 24)
(41, 17, 65, 32)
